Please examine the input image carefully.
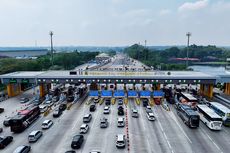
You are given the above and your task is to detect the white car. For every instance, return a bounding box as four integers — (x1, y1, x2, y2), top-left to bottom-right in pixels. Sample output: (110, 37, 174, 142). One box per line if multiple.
(44, 100, 54, 107)
(41, 120, 53, 129)
(39, 104, 48, 113)
(147, 112, 155, 121)
(80, 124, 89, 134)
(116, 134, 126, 148)
(103, 106, 110, 114)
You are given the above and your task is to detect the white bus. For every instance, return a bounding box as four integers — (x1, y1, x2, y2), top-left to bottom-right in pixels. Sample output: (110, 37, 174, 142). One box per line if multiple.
(197, 105, 222, 130)
(209, 102, 230, 126)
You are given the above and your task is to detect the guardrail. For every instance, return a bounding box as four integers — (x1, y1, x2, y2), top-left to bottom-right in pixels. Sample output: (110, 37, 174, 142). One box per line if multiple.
(214, 94, 230, 105)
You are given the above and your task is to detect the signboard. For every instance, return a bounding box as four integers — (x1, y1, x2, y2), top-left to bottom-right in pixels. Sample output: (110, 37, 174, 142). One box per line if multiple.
(21, 79, 29, 84)
(140, 90, 151, 98)
(114, 90, 125, 97)
(89, 90, 99, 97)
(128, 91, 138, 97)
(101, 90, 112, 97)
(153, 91, 164, 97)
(9, 79, 17, 83)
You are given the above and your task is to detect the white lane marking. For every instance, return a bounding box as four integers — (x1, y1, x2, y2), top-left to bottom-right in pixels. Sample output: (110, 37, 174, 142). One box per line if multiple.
(157, 117, 174, 153)
(169, 110, 192, 144)
(200, 127, 224, 153)
(139, 106, 153, 153)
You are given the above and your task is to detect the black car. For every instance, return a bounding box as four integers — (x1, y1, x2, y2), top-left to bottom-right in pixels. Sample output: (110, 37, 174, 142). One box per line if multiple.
(0, 136, 13, 149)
(118, 106, 124, 116)
(53, 108, 62, 118)
(0, 108, 4, 113)
(3, 117, 11, 127)
(105, 99, 111, 105)
(142, 99, 148, 107)
(89, 104, 96, 112)
(59, 103, 67, 111)
(67, 95, 74, 102)
(71, 135, 84, 149)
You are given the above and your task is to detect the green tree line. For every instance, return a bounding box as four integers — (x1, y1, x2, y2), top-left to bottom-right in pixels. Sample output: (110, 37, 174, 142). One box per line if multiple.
(0, 51, 99, 75)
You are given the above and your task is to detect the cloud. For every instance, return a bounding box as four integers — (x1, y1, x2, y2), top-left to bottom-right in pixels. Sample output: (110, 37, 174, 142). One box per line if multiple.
(178, 0, 209, 12)
(159, 9, 171, 16)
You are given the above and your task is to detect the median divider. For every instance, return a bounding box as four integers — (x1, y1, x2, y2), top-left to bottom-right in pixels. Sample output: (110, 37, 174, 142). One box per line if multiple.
(149, 98, 154, 106)
(124, 98, 128, 105)
(99, 98, 104, 105)
(135, 98, 140, 105)
(67, 103, 73, 110)
(112, 98, 116, 105)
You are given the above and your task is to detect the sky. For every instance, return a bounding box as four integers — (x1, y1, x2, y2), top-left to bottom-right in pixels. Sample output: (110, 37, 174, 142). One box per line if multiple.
(0, 0, 230, 47)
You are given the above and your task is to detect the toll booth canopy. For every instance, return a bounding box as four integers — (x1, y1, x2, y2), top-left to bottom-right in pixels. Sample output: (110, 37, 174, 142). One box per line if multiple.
(140, 90, 151, 98)
(128, 90, 138, 98)
(101, 90, 113, 97)
(89, 90, 99, 97)
(114, 90, 125, 98)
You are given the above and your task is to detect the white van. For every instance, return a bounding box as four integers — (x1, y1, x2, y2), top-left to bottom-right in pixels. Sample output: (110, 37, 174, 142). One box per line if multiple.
(39, 104, 48, 113)
(116, 134, 126, 148)
(28, 130, 43, 142)
(83, 114, 92, 123)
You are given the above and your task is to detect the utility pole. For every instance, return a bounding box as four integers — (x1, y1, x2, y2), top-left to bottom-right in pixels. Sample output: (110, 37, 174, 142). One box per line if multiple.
(144, 40, 147, 48)
(49, 31, 54, 66)
(186, 32, 191, 68)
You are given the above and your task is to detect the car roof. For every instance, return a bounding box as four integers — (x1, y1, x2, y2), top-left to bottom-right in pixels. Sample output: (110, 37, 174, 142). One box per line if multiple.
(43, 120, 51, 124)
(118, 117, 124, 121)
(14, 146, 27, 153)
(84, 114, 91, 117)
(117, 134, 124, 141)
(80, 124, 88, 128)
(148, 112, 154, 116)
(29, 130, 40, 135)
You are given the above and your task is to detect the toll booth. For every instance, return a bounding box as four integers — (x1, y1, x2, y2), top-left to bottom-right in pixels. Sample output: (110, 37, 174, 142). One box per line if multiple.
(114, 90, 125, 98)
(127, 90, 138, 98)
(101, 90, 113, 98)
(153, 90, 164, 105)
(89, 90, 99, 98)
(139, 90, 151, 98)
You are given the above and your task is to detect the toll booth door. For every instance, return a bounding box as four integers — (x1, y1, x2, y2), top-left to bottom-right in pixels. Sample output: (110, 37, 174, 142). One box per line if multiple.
(101, 90, 113, 98)
(140, 90, 151, 98)
(114, 90, 125, 98)
(89, 90, 99, 97)
(128, 91, 138, 98)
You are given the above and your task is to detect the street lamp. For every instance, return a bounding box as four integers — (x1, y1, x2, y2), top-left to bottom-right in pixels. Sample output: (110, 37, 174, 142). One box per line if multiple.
(49, 31, 54, 66)
(186, 32, 191, 68)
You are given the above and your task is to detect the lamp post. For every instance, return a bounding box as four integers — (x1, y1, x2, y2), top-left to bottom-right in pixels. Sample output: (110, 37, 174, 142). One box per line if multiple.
(186, 32, 191, 68)
(49, 31, 54, 66)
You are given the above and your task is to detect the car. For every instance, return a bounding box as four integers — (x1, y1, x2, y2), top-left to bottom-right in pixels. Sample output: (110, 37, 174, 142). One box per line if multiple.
(0, 128, 2, 133)
(116, 134, 126, 148)
(52, 96, 60, 102)
(162, 102, 170, 111)
(117, 117, 125, 127)
(71, 135, 84, 149)
(53, 108, 62, 117)
(147, 112, 156, 121)
(145, 106, 153, 113)
(105, 99, 111, 105)
(59, 103, 67, 111)
(39, 104, 48, 113)
(3, 117, 11, 127)
(142, 99, 148, 107)
(33, 97, 43, 105)
(41, 120, 53, 129)
(13, 145, 31, 153)
(0, 108, 4, 113)
(118, 98, 123, 105)
(20, 97, 29, 103)
(83, 114, 92, 123)
(94, 98, 99, 103)
(80, 124, 89, 134)
(100, 117, 108, 128)
(44, 100, 54, 107)
(89, 104, 96, 112)
(103, 106, 110, 114)
(0, 136, 13, 149)
(65, 150, 76, 153)
(90, 150, 101, 153)
(28, 130, 43, 143)
(118, 106, 124, 116)
(67, 95, 74, 102)
(132, 109, 138, 118)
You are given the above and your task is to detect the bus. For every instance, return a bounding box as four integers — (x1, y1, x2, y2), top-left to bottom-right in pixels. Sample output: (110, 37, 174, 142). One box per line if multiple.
(197, 105, 222, 130)
(9, 106, 40, 133)
(177, 104, 200, 128)
(209, 102, 230, 126)
(179, 92, 198, 108)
